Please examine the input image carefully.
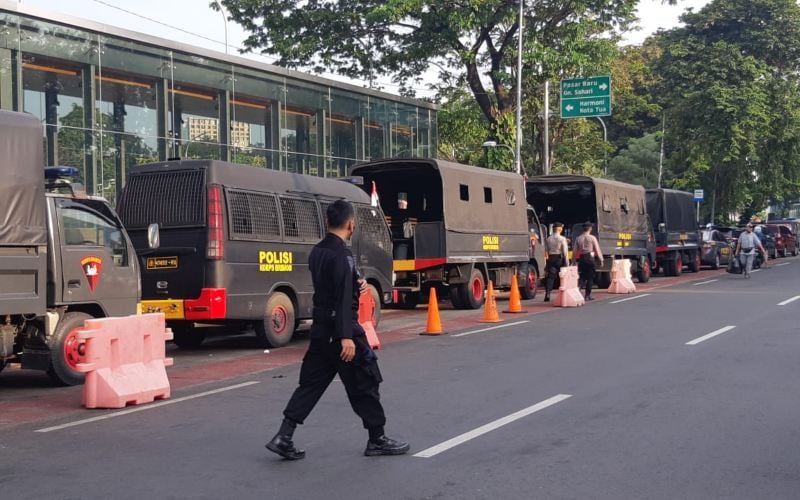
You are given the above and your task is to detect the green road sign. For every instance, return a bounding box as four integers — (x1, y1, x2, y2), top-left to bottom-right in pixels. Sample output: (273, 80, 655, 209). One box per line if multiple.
(560, 75, 612, 119)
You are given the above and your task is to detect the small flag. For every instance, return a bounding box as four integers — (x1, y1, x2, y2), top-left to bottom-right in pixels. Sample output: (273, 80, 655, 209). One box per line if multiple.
(370, 181, 379, 207)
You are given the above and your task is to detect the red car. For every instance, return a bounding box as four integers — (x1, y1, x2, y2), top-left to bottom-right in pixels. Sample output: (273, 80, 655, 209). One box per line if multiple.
(765, 224, 798, 257)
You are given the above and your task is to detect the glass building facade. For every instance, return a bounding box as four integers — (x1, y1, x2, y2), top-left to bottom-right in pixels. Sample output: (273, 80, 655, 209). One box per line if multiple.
(0, 1, 437, 204)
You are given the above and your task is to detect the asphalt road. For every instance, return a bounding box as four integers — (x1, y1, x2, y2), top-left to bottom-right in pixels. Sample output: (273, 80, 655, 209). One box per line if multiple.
(3, 261, 800, 499)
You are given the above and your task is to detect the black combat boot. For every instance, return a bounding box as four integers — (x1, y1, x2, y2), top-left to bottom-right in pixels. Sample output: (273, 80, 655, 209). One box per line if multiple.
(364, 435, 411, 457)
(544, 293, 550, 303)
(266, 419, 306, 460)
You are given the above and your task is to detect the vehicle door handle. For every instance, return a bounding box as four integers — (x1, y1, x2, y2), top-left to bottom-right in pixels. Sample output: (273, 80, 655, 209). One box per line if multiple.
(67, 279, 81, 289)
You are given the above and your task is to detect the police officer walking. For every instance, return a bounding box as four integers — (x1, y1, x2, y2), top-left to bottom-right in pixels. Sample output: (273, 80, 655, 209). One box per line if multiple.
(544, 223, 569, 302)
(266, 200, 409, 460)
(573, 222, 604, 301)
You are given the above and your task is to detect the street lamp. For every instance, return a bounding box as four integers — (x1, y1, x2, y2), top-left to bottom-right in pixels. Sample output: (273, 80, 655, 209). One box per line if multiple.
(482, 140, 517, 170)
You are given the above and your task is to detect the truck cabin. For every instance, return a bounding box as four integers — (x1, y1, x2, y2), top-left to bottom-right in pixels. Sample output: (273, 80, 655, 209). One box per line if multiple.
(351, 161, 444, 260)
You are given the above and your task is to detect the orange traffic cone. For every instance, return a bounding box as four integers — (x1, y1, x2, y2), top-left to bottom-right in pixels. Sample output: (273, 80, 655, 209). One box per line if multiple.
(480, 281, 502, 323)
(420, 288, 445, 335)
(504, 274, 527, 314)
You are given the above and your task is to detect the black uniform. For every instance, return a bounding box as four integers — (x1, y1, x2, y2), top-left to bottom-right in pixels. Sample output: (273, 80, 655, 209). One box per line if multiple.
(282, 233, 386, 434)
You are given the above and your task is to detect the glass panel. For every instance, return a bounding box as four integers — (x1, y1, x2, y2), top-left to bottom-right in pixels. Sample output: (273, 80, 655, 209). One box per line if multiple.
(364, 97, 386, 161)
(169, 86, 220, 160)
(59, 206, 129, 266)
(281, 106, 317, 175)
(21, 58, 85, 176)
(231, 97, 270, 168)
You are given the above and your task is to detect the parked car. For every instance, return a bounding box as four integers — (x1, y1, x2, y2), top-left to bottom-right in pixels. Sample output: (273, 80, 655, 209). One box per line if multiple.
(765, 223, 798, 257)
(700, 227, 734, 269)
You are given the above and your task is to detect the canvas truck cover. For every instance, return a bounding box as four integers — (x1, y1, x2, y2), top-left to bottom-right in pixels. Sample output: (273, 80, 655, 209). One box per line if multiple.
(351, 159, 528, 235)
(646, 189, 696, 232)
(0, 110, 46, 246)
(526, 175, 649, 235)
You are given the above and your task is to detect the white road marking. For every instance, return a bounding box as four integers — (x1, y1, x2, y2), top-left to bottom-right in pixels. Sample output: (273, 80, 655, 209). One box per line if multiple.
(775, 262, 791, 267)
(778, 295, 800, 306)
(413, 394, 572, 458)
(751, 269, 762, 273)
(609, 293, 651, 304)
(35, 381, 260, 433)
(453, 320, 530, 338)
(692, 279, 719, 286)
(686, 326, 737, 346)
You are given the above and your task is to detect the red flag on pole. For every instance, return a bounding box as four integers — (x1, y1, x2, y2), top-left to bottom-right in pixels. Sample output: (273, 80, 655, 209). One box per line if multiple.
(371, 181, 379, 207)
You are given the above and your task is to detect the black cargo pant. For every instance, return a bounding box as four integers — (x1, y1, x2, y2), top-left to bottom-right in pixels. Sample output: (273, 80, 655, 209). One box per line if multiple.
(544, 255, 565, 295)
(578, 254, 596, 298)
(283, 324, 386, 431)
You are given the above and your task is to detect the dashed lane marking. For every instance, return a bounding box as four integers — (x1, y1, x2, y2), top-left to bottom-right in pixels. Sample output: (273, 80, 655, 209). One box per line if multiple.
(34, 381, 260, 433)
(413, 394, 572, 458)
(686, 326, 737, 346)
(453, 320, 530, 338)
(778, 295, 800, 306)
(692, 279, 719, 286)
(609, 293, 651, 304)
(775, 262, 791, 267)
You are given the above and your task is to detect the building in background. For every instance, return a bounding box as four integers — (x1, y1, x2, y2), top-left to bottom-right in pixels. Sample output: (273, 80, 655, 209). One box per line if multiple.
(0, 0, 437, 204)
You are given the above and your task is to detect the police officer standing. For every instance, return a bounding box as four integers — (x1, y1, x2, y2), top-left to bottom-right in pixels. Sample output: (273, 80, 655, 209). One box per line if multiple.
(544, 223, 569, 302)
(573, 222, 604, 301)
(266, 200, 409, 460)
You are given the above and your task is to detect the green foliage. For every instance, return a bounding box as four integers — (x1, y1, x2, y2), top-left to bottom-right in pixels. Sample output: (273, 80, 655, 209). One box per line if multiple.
(607, 133, 662, 188)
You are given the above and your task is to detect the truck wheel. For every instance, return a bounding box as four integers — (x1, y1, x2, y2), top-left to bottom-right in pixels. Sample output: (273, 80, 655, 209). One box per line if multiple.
(171, 324, 206, 349)
(711, 254, 721, 270)
(449, 287, 466, 309)
(636, 258, 652, 283)
(688, 252, 701, 273)
(396, 292, 420, 309)
(793, 246, 798, 257)
(255, 292, 295, 348)
(458, 269, 486, 310)
(368, 284, 382, 328)
(47, 311, 91, 386)
(519, 265, 538, 300)
(595, 271, 612, 289)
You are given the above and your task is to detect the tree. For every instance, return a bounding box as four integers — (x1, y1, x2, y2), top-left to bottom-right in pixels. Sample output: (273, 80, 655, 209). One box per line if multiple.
(653, 0, 800, 217)
(607, 133, 662, 187)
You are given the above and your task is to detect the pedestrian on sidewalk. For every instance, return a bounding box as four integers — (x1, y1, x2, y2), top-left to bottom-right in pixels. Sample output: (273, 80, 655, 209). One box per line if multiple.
(266, 200, 409, 460)
(574, 222, 604, 301)
(544, 222, 569, 302)
(736, 223, 767, 278)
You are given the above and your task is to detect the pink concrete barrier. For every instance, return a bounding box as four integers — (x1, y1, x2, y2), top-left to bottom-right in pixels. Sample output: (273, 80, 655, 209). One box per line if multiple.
(358, 290, 381, 350)
(607, 259, 637, 294)
(76, 313, 173, 409)
(555, 266, 585, 307)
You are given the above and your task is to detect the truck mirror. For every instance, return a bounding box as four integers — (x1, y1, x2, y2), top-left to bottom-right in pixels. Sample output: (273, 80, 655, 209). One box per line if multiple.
(147, 223, 161, 250)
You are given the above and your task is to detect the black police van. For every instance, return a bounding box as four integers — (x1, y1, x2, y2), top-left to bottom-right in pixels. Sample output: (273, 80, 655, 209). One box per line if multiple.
(117, 160, 393, 348)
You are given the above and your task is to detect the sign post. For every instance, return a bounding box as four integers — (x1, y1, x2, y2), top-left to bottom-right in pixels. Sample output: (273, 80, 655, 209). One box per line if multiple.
(560, 75, 612, 119)
(694, 189, 704, 225)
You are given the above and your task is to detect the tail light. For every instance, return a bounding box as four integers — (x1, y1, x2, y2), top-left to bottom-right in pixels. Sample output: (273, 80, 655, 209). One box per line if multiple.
(207, 185, 224, 260)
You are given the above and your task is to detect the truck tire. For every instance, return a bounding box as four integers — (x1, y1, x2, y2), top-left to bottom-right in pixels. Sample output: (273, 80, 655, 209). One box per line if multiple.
(636, 258, 652, 283)
(688, 251, 701, 273)
(458, 268, 486, 310)
(519, 265, 538, 300)
(368, 284, 382, 328)
(793, 246, 798, 257)
(596, 271, 612, 289)
(449, 287, 466, 309)
(171, 323, 206, 349)
(395, 292, 420, 309)
(47, 311, 91, 386)
(255, 292, 295, 348)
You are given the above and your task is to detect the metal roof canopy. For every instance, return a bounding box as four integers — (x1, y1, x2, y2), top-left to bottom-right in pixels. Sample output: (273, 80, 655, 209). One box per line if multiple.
(0, 0, 436, 111)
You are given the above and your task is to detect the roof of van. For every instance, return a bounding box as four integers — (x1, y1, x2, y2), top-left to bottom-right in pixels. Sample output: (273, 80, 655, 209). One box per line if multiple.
(128, 159, 371, 203)
(0, 110, 47, 246)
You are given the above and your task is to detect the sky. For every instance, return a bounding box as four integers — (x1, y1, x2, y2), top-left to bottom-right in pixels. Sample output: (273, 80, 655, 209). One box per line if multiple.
(18, 0, 712, 98)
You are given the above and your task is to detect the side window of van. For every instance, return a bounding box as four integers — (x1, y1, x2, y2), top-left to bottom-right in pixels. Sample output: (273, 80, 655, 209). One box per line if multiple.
(227, 189, 281, 241)
(602, 194, 612, 212)
(280, 197, 322, 242)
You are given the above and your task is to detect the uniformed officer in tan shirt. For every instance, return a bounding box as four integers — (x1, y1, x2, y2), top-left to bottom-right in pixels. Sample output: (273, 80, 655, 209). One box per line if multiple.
(544, 222, 569, 302)
(573, 222, 604, 301)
